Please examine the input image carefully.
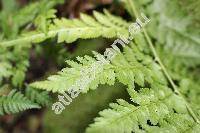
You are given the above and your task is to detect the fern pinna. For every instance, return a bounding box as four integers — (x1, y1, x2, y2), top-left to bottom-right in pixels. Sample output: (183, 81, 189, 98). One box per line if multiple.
(0, 0, 200, 132)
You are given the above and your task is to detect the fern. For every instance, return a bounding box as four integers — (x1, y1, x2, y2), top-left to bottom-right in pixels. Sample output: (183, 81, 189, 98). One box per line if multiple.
(0, 90, 40, 115)
(123, 0, 200, 68)
(0, 10, 129, 47)
(86, 84, 200, 132)
(27, 3, 200, 130)
(25, 87, 51, 106)
(179, 79, 200, 117)
(0, 42, 30, 87)
(0, 0, 199, 132)
(147, 0, 200, 67)
(0, 0, 64, 39)
(30, 34, 166, 93)
(0, 0, 63, 87)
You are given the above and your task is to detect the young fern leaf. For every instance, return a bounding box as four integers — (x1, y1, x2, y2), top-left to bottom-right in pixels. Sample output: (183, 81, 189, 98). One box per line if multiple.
(0, 90, 40, 115)
(0, 10, 129, 47)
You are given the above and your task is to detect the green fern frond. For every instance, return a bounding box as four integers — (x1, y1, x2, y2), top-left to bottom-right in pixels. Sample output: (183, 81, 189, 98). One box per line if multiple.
(30, 36, 166, 93)
(147, 0, 200, 67)
(0, 0, 63, 38)
(0, 43, 30, 87)
(30, 53, 115, 93)
(0, 90, 40, 115)
(147, 113, 200, 132)
(0, 10, 129, 47)
(13, 0, 61, 29)
(86, 84, 199, 132)
(0, 0, 64, 87)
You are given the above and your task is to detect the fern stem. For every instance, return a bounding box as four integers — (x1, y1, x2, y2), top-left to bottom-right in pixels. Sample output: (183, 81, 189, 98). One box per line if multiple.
(127, 0, 200, 124)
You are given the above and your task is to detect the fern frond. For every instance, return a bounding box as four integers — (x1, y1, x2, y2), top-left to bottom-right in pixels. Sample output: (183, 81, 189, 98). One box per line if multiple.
(158, 23, 200, 67)
(0, 0, 64, 87)
(148, 0, 200, 67)
(30, 36, 166, 93)
(0, 0, 63, 38)
(0, 90, 40, 115)
(147, 113, 200, 133)
(30, 53, 115, 93)
(86, 84, 199, 132)
(0, 10, 129, 47)
(13, 0, 62, 29)
(0, 43, 30, 87)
